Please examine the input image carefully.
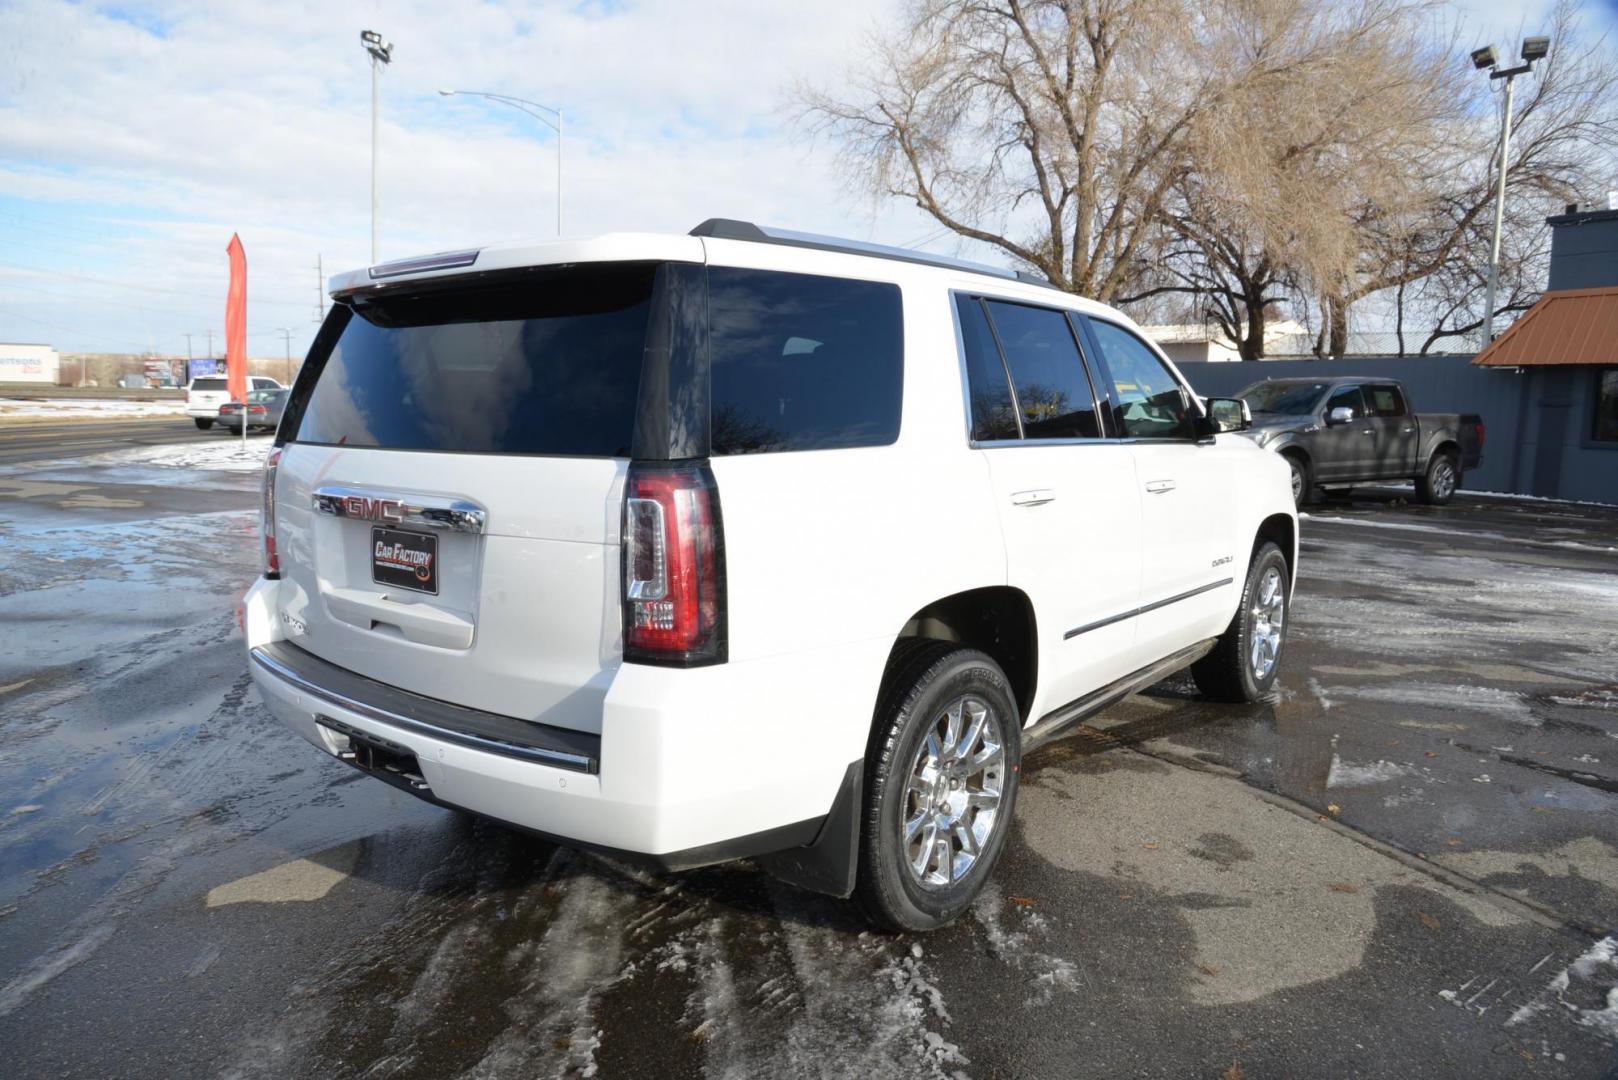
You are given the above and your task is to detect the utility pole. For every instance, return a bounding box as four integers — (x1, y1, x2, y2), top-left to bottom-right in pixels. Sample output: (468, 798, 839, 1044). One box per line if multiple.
(314, 255, 326, 322)
(276, 327, 293, 384)
(206, 329, 214, 360)
(361, 31, 394, 263)
(184, 332, 193, 360)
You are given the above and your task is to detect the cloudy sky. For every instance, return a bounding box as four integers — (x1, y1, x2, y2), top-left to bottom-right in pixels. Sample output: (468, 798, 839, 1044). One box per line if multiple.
(0, 0, 1601, 358)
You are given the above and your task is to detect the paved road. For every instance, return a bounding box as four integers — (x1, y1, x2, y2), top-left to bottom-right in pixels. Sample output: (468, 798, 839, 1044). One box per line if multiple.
(0, 417, 219, 467)
(0, 434, 1613, 1078)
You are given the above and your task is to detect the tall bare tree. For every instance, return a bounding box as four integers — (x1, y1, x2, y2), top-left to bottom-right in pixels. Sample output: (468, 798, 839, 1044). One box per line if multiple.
(801, 0, 1311, 301)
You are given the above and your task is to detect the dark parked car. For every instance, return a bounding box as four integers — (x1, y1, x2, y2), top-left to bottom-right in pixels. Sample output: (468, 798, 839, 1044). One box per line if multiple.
(1235, 377, 1483, 507)
(218, 388, 289, 434)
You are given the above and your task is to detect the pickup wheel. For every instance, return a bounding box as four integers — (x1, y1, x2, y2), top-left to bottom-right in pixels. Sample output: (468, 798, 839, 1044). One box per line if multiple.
(1416, 451, 1460, 505)
(1283, 453, 1312, 508)
(856, 643, 1021, 933)
(194, 418, 213, 430)
(1192, 542, 1290, 703)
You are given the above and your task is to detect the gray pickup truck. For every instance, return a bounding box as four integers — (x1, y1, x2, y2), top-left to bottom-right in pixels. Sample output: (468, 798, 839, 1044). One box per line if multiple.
(1235, 377, 1484, 508)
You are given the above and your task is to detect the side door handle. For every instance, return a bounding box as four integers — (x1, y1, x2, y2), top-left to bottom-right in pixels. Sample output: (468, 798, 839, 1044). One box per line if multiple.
(1010, 489, 1055, 507)
(1144, 479, 1176, 494)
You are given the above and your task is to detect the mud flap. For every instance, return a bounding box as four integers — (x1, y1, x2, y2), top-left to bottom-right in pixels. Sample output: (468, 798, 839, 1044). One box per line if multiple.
(755, 759, 863, 898)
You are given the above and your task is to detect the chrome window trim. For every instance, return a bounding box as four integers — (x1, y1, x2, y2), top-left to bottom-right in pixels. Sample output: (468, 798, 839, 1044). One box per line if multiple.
(312, 484, 488, 534)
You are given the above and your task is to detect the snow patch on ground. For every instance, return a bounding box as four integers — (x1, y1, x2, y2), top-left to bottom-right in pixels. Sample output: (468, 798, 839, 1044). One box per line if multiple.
(1325, 734, 1419, 789)
(1506, 937, 1618, 1040)
(971, 885, 1082, 1006)
(78, 440, 270, 473)
(0, 398, 186, 420)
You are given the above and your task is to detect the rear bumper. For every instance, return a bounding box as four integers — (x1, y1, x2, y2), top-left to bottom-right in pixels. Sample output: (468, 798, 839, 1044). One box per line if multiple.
(242, 576, 882, 878)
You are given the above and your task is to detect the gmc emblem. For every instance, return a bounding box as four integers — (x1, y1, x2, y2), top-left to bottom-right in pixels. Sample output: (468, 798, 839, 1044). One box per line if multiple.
(342, 495, 404, 523)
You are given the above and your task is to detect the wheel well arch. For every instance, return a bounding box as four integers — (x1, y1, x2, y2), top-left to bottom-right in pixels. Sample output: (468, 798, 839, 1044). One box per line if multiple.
(1277, 444, 1310, 467)
(884, 587, 1037, 722)
(1430, 439, 1461, 464)
(1254, 513, 1296, 585)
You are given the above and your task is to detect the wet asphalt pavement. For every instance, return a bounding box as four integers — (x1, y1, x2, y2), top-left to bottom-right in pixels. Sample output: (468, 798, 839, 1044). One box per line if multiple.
(0, 420, 1615, 1079)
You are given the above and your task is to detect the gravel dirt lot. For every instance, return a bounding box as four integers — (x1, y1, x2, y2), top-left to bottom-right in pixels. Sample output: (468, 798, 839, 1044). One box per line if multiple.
(0, 420, 1614, 1079)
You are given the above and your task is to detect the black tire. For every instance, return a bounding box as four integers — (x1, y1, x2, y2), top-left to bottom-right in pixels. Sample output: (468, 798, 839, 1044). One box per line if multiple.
(1416, 451, 1460, 505)
(1283, 453, 1312, 508)
(194, 418, 213, 430)
(856, 643, 1021, 933)
(1192, 541, 1291, 703)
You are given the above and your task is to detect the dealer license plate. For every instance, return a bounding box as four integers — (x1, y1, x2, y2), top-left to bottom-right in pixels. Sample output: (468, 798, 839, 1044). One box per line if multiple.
(371, 526, 438, 595)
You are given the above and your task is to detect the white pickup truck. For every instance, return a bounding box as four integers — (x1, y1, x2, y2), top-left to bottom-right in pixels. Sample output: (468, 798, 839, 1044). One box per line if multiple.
(244, 221, 1297, 930)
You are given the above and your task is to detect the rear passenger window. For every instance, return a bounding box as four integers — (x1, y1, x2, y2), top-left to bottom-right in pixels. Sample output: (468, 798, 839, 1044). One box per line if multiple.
(982, 301, 1100, 439)
(1087, 319, 1195, 440)
(956, 296, 1019, 441)
(708, 268, 902, 455)
(1367, 385, 1407, 417)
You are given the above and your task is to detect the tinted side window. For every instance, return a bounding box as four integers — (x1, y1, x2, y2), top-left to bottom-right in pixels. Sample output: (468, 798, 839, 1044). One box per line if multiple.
(1088, 319, 1194, 440)
(1326, 385, 1367, 419)
(708, 268, 902, 455)
(955, 296, 1018, 440)
(1367, 385, 1407, 417)
(983, 301, 1099, 439)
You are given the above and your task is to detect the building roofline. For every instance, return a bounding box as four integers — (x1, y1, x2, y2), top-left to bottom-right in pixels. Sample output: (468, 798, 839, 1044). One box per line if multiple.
(1546, 207, 1618, 227)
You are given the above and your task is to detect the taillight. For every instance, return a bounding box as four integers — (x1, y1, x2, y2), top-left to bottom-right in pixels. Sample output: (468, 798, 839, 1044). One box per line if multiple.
(1475, 421, 1486, 454)
(262, 447, 282, 578)
(622, 461, 726, 666)
(249, 406, 267, 414)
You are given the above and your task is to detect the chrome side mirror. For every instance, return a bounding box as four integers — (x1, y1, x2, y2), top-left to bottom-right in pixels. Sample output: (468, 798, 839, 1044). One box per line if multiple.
(1326, 406, 1355, 426)
(1204, 397, 1251, 434)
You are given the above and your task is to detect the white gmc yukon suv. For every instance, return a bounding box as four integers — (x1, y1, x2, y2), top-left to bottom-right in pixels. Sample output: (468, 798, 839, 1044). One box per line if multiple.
(244, 220, 1297, 931)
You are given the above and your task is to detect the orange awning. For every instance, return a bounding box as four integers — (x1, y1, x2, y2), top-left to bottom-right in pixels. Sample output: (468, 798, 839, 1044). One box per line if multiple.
(1473, 286, 1618, 366)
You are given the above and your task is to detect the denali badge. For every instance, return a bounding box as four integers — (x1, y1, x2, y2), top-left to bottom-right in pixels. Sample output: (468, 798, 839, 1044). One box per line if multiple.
(1212, 555, 1233, 568)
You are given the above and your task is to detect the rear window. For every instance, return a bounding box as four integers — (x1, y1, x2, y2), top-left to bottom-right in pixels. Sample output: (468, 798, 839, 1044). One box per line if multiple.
(707, 268, 902, 454)
(291, 264, 656, 456)
(191, 378, 226, 392)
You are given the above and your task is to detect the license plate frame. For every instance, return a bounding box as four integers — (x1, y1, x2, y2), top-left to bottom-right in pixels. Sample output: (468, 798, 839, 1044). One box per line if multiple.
(371, 526, 439, 595)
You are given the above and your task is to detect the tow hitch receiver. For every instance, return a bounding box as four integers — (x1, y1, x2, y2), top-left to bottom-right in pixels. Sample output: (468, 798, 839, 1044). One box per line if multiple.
(316, 715, 431, 792)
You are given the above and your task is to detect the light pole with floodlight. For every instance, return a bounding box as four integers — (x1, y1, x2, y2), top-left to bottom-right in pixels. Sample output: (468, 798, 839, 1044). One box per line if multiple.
(438, 89, 564, 236)
(361, 29, 394, 263)
(1473, 35, 1549, 342)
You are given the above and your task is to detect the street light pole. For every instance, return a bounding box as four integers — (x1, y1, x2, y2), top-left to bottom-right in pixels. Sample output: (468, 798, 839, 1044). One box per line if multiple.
(1474, 36, 1548, 343)
(361, 30, 394, 263)
(438, 89, 564, 235)
(1483, 72, 1517, 345)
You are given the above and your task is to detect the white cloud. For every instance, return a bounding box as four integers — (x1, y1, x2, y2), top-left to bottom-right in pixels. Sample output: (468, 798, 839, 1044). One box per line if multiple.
(0, 0, 941, 356)
(0, 0, 1591, 357)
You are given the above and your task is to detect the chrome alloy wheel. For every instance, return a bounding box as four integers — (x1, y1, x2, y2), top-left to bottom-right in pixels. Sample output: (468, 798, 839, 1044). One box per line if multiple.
(1432, 459, 1457, 500)
(1289, 461, 1305, 505)
(902, 695, 1004, 888)
(1249, 565, 1286, 680)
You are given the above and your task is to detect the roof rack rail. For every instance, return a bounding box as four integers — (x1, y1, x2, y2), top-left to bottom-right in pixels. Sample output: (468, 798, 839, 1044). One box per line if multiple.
(688, 218, 1060, 290)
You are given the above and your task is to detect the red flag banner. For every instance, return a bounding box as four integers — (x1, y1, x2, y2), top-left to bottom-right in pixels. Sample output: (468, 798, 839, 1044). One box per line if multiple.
(225, 233, 248, 405)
